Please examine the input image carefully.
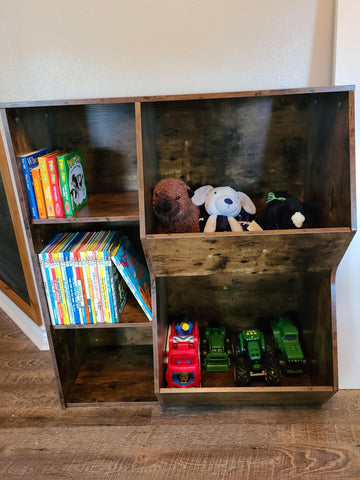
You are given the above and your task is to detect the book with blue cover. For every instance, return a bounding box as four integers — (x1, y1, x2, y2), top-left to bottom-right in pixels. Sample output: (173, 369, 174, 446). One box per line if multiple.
(111, 236, 152, 321)
(19, 148, 50, 219)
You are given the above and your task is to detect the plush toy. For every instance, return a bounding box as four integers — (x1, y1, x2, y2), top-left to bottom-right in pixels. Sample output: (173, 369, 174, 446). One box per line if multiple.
(192, 185, 256, 232)
(257, 192, 319, 230)
(152, 178, 200, 234)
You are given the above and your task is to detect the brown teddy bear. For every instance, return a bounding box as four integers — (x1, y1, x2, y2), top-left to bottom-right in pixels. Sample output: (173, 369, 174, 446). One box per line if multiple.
(152, 178, 200, 233)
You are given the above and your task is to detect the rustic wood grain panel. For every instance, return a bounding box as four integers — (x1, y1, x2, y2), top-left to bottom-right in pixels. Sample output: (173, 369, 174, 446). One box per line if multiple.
(145, 229, 354, 277)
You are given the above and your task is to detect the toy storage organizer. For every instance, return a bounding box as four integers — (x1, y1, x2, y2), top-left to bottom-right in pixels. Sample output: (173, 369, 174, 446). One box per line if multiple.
(138, 88, 355, 407)
(0, 86, 356, 408)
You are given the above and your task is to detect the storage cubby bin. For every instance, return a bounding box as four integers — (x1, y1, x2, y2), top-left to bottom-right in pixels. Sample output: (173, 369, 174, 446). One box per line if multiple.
(52, 323, 155, 405)
(4, 102, 139, 224)
(138, 88, 355, 277)
(155, 271, 336, 407)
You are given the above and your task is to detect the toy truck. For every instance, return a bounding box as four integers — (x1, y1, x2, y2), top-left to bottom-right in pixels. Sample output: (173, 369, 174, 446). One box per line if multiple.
(166, 320, 201, 388)
(232, 328, 281, 386)
(271, 317, 305, 374)
(201, 327, 232, 372)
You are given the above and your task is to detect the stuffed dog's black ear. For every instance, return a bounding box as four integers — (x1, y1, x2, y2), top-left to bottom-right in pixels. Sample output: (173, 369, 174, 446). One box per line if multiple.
(188, 188, 194, 198)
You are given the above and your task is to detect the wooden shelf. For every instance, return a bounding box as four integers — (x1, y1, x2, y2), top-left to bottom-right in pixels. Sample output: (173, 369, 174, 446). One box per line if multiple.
(32, 191, 139, 224)
(51, 296, 151, 329)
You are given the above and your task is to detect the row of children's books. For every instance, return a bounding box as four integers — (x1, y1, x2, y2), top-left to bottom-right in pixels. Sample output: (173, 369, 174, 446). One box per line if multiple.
(19, 147, 88, 219)
(38, 231, 152, 325)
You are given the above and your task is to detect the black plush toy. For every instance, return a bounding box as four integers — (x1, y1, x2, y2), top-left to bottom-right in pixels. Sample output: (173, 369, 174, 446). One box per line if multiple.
(257, 192, 319, 230)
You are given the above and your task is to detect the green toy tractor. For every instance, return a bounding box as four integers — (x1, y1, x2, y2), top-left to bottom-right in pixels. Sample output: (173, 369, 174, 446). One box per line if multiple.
(201, 327, 232, 372)
(232, 328, 281, 386)
(271, 317, 305, 374)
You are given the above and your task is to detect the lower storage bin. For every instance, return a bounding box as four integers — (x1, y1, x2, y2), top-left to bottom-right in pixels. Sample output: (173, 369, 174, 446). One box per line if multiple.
(155, 270, 337, 407)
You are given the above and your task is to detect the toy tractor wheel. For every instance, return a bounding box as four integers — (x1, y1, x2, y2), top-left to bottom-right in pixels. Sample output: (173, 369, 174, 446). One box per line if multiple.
(201, 339, 209, 359)
(234, 357, 251, 387)
(225, 338, 232, 357)
(232, 336, 242, 357)
(264, 356, 281, 386)
(264, 334, 276, 357)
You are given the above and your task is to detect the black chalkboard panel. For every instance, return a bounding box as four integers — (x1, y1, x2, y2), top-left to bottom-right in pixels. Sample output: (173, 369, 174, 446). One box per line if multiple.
(0, 169, 30, 304)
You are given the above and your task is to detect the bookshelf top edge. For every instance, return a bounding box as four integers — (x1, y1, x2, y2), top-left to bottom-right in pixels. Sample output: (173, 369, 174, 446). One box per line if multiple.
(0, 85, 355, 109)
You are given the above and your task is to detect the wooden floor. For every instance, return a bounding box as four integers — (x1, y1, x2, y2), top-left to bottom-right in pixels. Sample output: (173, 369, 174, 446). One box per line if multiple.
(0, 309, 359, 480)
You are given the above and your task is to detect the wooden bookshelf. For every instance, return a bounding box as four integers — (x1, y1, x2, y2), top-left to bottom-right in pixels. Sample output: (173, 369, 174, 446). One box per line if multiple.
(0, 86, 356, 408)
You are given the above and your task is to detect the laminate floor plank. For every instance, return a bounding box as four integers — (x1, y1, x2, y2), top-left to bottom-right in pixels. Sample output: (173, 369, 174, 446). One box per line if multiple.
(0, 308, 359, 480)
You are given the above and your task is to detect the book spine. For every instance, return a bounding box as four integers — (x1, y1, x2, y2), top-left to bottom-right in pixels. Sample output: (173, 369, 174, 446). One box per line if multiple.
(70, 245, 85, 324)
(88, 247, 104, 323)
(52, 250, 70, 325)
(31, 167, 47, 219)
(20, 156, 39, 219)
(38, 157, 55, 217)
(80, 249, 95, 323)
(105, 253, 119, 323)
(47, 158, 65, 217)
(58, 249, 75, 325)
(48, 250, 65, 325)
(98, 250, 112, 323)
(76, 246, 90, 324)
(38, 252, 57, 325)
(90, 243, 105, 324)
(57, 156, 74, 215)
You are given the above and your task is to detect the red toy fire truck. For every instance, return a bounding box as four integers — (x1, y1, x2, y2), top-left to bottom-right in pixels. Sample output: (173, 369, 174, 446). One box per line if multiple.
(165, 320, 201, 388)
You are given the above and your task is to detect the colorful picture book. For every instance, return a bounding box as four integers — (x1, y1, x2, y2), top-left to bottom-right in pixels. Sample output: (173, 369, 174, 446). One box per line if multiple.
(19, 148, 50, 219)
(57, 150, 88, 215)
(111, 236, 152, 321)
(38, 231, 127, 325)
(21, 147, 88, 219)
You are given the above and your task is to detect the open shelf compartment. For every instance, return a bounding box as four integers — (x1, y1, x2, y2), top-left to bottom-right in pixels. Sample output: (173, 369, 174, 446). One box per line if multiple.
(3, 101, 138, 223)
(155, 270, 337, 407)
(138, 87, 356, 277)
(52, 323, 156, 405)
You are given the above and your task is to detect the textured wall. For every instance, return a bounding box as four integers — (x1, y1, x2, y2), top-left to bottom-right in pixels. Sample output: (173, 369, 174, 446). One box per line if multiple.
(0, 0, 334, 101)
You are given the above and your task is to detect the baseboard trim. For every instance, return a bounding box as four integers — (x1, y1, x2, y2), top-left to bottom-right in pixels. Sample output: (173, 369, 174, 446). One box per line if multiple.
(0, 291, 49, 351)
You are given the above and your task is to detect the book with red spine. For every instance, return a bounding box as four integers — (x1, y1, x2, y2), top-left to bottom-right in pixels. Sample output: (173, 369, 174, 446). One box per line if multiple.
(47, 151, 66, 217)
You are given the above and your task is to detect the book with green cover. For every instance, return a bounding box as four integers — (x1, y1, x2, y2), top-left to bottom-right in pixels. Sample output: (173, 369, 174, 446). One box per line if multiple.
(57, 150, 87, 215)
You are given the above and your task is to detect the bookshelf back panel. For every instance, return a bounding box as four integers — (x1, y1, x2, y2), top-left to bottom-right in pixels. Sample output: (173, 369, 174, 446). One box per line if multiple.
(6, 103, 137, 195)
(140, 90, 353, 234)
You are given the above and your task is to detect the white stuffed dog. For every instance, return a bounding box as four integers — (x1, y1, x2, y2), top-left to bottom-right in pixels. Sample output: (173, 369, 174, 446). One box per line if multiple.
(192, 185, 256, 232)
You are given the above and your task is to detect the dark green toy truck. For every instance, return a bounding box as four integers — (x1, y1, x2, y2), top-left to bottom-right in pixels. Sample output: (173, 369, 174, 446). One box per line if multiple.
(201, 327, 232, 372)
(232, 328, 281, 386)
(271, 317, 305, 374)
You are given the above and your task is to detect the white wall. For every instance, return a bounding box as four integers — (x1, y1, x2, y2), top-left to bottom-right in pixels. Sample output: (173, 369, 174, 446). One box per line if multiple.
(333, 0, 360, 389)
(0, 0, 334, 100)
(3, 0, 359, 388)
